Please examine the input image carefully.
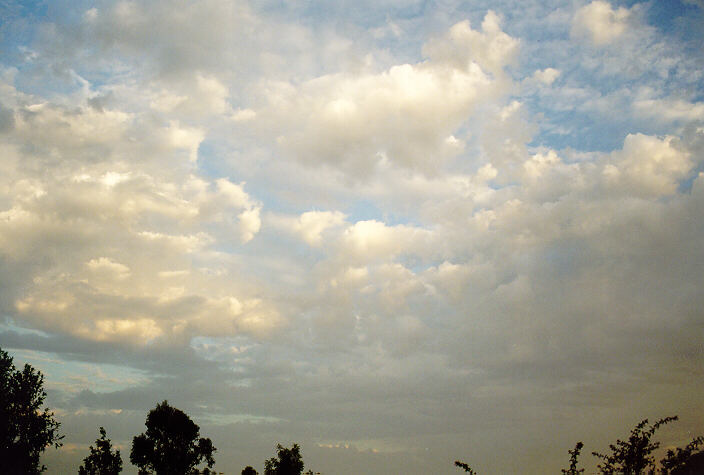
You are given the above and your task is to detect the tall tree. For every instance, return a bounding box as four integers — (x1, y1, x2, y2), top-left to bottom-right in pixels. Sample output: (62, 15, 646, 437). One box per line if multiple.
(130, 400, 216, 474)
(241, 466, 258, 475)
(0, 347, 63, 474)
(264, 443, 305, 475)
(78, 426, 122, 474)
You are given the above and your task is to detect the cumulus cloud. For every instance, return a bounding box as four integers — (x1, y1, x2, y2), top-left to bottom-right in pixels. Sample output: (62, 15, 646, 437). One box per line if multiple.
(256, 12, 518, 177)
(273, 210, 347, 246)
(0, 67, 269, 351)
(531, 67, 561, 85)
(338, 220, 434, 262)
(571, 1, 635, 46)
(604, 133, 691, 197)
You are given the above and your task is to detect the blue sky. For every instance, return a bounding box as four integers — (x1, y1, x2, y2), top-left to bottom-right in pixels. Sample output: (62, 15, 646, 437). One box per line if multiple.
(1, 1, 703, 473)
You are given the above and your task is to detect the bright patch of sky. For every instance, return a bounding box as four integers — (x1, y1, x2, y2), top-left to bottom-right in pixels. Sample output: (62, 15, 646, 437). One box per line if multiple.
(5, 348, 149, 395)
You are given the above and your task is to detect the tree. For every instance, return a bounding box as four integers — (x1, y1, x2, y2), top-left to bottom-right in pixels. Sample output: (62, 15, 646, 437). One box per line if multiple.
(0, 347, 63, 474)
(242, 466, 258, 475)
(264, 443, 305, 475)
(660, 436, 704, 474)
(130, 400, 216, 474)
(454, 460, 476, 474)
(78, 426, 122, 474)
(455, 415, 703, 474)
(561, 441, 585, 474)
(592, 416, 677, 474)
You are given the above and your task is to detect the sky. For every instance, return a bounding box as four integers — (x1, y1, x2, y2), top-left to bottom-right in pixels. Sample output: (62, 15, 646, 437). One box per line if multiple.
(0, 0, 703, 473)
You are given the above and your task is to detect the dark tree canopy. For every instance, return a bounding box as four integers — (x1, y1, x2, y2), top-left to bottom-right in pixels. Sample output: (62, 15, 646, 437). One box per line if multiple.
(242, 466, 259, 475)
(661, 435, 704, 474)
(0, 348, 63, 474)
(264, 443, 305, 475)
(78, 426, 123, 475)
(129, 400, 216, 475)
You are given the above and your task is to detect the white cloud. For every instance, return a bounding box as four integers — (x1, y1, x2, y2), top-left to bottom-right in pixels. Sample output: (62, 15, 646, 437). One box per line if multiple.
(80, 318, 163, 344)
(605, 133, 691, 197)
(632, 93, 704, 123)
(150, 74, 230, 116)
(256, 12, 518, 177)
(421, 12, 519, 76)
(85, 257, 131, 280)
(338, 220, 434, 263)
(531, 67, 561, 85)
(571, 1, 635, 46)
(274, 210, 347, 246)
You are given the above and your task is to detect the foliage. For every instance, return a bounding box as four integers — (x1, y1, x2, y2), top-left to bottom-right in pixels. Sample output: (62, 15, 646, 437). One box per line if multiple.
(0, 347, 63, 474)
(78, 426, 122, 475)
(264, 443, 305, 475)
(456, 416, 703, 474)
(561, 441, 585, 474)
(242, 466, 258, 475)
(129, 400, 216, 475)
(660, 435, 704, 474)
(454, 460, 476, 474)
(592, 416, 678, 474)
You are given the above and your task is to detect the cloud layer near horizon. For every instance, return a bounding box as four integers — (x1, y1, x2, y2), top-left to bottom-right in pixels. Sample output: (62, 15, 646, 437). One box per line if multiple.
(1, 1, 703, 473)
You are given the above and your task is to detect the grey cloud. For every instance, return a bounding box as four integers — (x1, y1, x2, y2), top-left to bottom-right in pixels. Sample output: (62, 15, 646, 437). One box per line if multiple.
(0, 103, 14, 132)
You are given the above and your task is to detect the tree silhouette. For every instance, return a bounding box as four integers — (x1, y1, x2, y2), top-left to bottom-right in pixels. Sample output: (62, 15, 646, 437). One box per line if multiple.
(242, 466, 258, 475)
(78, 426, 122, 474)
(130, 400, 216, 474)
(264, 443, 305, 475)
(592, 416, 678, 474)
(660, 435, 704, 474)
(0, 347, 63, 474)
(454, 460, 476, 474)
(561, 441, 585, 474)
(455, 416, 703, 474)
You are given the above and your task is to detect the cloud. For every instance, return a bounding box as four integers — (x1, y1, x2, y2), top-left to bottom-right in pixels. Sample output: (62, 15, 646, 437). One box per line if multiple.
(604, 133, 691, 197)
(66, 0, 259, 78)
(632, 91, 704, 123)
(85, 257, 131, 280)
(571, 1, 635, 46)
(150, 74, 231, 118)
(531, 67, 560, 85)
(2, 2, 704, 474)
(256, 12, 518, 178)
(272, 210, 347, 246)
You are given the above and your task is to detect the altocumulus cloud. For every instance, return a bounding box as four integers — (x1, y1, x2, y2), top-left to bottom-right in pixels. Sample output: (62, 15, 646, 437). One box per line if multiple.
(1, 0, 703, 473)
